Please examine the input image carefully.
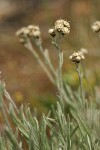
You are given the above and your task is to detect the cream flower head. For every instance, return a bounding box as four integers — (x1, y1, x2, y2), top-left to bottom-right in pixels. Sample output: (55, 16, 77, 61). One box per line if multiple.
(91, 21, 100, 33)
(48, 19, 70, 37)
(69, 51, 85, 63)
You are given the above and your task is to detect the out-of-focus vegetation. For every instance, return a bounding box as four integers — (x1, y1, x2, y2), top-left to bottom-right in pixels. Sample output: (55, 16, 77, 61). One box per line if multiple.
(0, 0, 100, 113)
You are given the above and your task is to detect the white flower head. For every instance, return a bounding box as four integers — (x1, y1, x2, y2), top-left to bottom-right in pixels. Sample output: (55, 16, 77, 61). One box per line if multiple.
(54, 19, 70, 35)
(69, 51, 85, 63)
(91, 21, 100, 33)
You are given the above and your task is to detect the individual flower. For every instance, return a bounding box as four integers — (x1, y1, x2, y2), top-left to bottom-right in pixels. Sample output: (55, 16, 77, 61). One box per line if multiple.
(16, 27, 29, 44)
(91, 21, 100, 33)
(48, 28, 55, 37)
(79, 48, 88, 55)
(27, 25, 41, 38)
(69, 51, 85, 63)
(16, 27, 29, 37)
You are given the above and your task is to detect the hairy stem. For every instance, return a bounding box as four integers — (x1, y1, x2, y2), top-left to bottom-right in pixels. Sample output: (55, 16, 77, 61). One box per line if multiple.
(36, 43, 57, 77)
(58, 42, 63, 93)
(52, 37, 63, 98)
(24, 39, 55, 85)
(76, 64, 84, 105)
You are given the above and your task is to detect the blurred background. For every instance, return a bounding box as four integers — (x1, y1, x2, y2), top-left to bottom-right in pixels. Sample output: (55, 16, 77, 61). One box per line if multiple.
(0, 0, 100, 113)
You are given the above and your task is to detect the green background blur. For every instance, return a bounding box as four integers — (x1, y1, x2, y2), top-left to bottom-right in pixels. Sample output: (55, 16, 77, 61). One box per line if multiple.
(0, 0, 100, 113)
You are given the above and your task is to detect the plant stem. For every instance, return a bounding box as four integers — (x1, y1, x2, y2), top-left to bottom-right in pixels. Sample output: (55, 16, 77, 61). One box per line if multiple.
(76, 64, 84, 105)
(36, 43, 57, 77)
(58, 42, 63, 93)
(81, 61, 87, 79)
(52, 37, 63, 98)
(25, 39, 55, 85)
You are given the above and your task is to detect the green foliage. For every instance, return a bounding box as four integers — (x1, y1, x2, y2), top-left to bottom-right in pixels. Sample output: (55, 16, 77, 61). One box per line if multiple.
(0, 82, 100, 149)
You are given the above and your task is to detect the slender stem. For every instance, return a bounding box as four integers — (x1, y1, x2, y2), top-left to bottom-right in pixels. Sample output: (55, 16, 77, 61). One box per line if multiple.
(81, 61, 87, 79)
(58, 42, 63, 92)
(24, 39, 55, 85)
(36, 43, 57, 77)
(52, 37, 63, 98)
(76, 64, 84, 105)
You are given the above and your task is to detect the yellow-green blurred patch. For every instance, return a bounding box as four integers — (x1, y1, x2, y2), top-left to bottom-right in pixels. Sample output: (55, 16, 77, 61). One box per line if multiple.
(14, 92, 23, 102)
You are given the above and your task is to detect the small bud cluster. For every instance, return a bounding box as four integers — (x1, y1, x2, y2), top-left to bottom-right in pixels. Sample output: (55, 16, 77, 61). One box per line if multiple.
(79, 48, 88, 55)
(16, 27, 29, 44)
(91, 21, 100, 33)
(48, 19, 70, 37)
(48, 28, 56, 37)
(69, 51, 85, 63)
(16, 25, 41, 44)
(27, 25, 41, 38)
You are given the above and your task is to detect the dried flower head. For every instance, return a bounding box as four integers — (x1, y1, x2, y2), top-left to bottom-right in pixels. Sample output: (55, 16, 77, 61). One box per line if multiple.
(16, 25, 41, 44)
(79, 48, 88, 55)
(16, 27, 29, 44)
(27, 25, 41, 38)
(48, 19, 70, 37)
(16, 27, 29, 37)
(48, 28, 55, 37)
(91, 21, 100, 33)
(54, 19, 70, 35)
(69, 51, 85, 63)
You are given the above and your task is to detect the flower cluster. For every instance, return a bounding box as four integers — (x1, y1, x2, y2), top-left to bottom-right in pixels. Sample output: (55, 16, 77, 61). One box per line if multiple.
(16, 25, 41, 44)
(79, 48, 88, 55)
(48, 19, 70, 37)
(91, 21, 100, 33)
(69, 51, 85, 63)
(27, 25, 41, 38)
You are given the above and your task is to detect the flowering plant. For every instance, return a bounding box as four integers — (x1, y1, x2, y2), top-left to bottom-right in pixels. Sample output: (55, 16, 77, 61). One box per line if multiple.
(0, 19, 100, 150)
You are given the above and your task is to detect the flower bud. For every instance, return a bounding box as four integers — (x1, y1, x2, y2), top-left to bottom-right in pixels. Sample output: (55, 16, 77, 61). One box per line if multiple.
(48, 28, 56, 37)
(91, 21, 100, 33)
